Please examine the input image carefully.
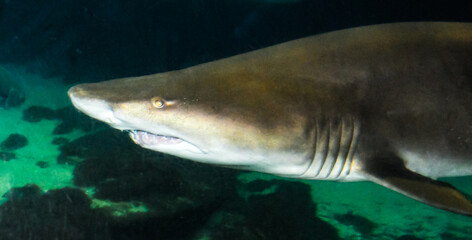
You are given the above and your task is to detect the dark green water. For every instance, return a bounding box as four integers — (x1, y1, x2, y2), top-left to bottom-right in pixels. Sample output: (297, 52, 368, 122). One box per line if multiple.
(0, 0, 471, 239)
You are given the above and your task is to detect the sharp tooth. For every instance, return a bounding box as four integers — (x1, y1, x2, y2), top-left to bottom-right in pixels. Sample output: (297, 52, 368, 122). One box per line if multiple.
(129, 131, 139, 144)
(143, 132, 149, 141)
(128, 130, 184, 145)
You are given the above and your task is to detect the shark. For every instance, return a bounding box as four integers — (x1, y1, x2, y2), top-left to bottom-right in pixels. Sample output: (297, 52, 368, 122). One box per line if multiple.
(68, 22, 472, 216)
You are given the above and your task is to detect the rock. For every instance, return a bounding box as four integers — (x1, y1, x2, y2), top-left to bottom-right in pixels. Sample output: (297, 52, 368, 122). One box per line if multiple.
(2, 88, 25, 108)
(0, 133, 28, 151)
(0, 67, 25, 109)
(0, 186, 109, 240)
(203, 211, 259, 240)
(109, 202, 218, 240)
(334, 211, 377, 236)
(52, 137, 69, 145)
(60, 129, 238, 217)
(2, 184, 34, 202)
(396, 235, 424, 240)
(2, 184, 42, 200)
(53, 106, 91, 134)
(0, 151, 15, 161)
(2, 184, 42, 209)
(36, 161, 50, 168)
(93, 166, 182, 201)
(57, 129, 138, 165)
(245, 181, 339, 240)
(22, 106, 57, 122)
(206, 180, 340, 240)
(22, 106, 106, 134)
(439, 232, 470, 240)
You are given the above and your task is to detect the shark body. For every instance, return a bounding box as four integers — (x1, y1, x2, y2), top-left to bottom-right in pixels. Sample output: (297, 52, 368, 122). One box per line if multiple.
(69, 22, 472, 216)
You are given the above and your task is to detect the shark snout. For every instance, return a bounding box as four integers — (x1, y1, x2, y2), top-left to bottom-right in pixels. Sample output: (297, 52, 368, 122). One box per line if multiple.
(68, 85, 94, 105)
(68, 85, 123, 127)
(68, 85, 88, 111)
(68, 85, 96, 113)
(67, 85, 82, 99)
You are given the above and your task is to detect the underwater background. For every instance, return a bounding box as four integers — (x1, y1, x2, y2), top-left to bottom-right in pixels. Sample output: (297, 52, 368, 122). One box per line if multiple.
(0, 0, 471, 239)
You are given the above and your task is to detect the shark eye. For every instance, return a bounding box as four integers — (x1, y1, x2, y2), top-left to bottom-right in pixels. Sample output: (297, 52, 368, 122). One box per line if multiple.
(152, 97, 166, 108)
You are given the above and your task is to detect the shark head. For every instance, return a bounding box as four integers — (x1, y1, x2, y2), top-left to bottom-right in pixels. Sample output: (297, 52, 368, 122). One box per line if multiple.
(68, 62, 314, 176)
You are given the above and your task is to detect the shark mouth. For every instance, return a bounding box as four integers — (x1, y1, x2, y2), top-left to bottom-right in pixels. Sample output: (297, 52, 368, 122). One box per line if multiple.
(128, 130, 183, 145)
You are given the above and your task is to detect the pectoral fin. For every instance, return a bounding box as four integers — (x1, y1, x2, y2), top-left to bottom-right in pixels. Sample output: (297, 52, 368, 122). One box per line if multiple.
(362, 154, 472, 216)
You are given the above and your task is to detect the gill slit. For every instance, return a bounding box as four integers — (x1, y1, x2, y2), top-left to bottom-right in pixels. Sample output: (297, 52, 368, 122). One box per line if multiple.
(336, 116, 353, 178)
(321, 118, 341, 178)
(345, 117, 360, 176)
(300, 115, 360, 180)
(301, 118, 319, 177)
(317, 118, 330, 177)
(329, 118, 346, 178)
(300, 117, 329, 178)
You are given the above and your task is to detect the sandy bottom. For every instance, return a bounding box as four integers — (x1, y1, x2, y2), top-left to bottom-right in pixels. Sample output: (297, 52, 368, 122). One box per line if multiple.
(1, 64, 471, 239)
(0, 65, 81, 202)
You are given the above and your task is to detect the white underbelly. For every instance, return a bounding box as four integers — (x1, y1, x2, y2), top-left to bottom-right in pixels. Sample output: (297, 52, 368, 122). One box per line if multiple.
(398, 149, 472, 178)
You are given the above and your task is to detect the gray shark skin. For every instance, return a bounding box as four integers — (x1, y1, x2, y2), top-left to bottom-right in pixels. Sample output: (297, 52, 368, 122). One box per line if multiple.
(69, 22, 472, 216)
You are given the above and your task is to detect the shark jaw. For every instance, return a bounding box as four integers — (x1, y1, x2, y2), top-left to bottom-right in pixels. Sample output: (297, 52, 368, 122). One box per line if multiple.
(128, 130, 183, 145)
(127, 130, 204, 155)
